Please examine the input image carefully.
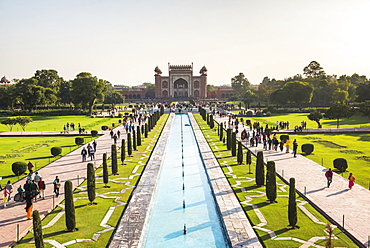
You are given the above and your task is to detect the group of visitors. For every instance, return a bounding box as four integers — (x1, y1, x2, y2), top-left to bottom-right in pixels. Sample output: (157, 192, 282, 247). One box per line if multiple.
(81, 140, 97, 161)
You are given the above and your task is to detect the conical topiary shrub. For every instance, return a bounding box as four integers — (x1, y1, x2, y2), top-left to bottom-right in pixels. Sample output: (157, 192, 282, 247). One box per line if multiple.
(288, 177, 297, 229)
(144, 123, 148, 138)
(121, 139, 126, 165)
(102, 153, 109, 188)
(266, 161, 277, 203)
(231, 132, 237, 156)
(127, 133, 132, 156)
(133, 130, 137, 151)
(137, 126, 141, 146)
(111, 144, 118, 175)
(237, 141, 243, 164)
(255, 151, 264, 186)
(87, 163, 96, 205)
(226, 128, 232, 150)
(64, 180, 76, 231)
(219, 123, 224, 141)
(33, 210, 44, 247)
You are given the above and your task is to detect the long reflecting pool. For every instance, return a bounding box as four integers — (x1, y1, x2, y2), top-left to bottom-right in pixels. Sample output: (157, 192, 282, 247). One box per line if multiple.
(141, 113, 229, 247)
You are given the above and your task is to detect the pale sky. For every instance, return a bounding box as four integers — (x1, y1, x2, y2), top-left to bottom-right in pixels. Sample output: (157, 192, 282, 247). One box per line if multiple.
(1, 0, 370, 86)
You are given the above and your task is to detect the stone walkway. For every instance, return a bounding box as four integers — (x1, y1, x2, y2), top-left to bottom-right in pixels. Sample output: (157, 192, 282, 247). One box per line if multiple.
(214, 115, 370, 247)
(0, 126, 130, 248)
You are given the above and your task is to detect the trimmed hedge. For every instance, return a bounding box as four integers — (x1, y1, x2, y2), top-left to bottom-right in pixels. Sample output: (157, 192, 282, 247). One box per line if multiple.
(101, 126, 108, 130)
(280, 135, 289, 142)
(12, 161, 27, 175)
(75, 137, 84, 146)
(301, 144, 314, 155)
(333, 158, 348, 172)
(91, 130, 98, 137)
(51, 147, 62, 156)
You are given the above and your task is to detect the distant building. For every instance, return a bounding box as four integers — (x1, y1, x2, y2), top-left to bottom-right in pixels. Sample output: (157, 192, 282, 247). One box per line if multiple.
(114, 85, 147, 100)
(154, 63, 207, 99)
(0, 76, 11, 85)
(208, 85, 236, 100)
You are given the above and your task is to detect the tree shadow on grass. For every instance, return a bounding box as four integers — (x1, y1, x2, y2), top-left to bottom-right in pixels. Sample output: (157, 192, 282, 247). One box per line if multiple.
(26, 156, 53, 160)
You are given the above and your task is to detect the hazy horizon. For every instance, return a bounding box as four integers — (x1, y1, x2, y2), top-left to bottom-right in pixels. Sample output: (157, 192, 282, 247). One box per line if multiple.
(1, 0, 369, 86)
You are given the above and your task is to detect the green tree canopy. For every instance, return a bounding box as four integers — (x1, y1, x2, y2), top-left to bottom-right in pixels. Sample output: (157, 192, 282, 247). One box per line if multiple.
(231, 73, 250, 98)
(15, 78, 57, 112)
(303, 61, 326, 78)
(104, 92, 124, 108)
(332, 89, 348, 103)
(307, 111, 323, 128)
(359, 100, 370, 119)
(282, 81, 314, 109)
(71, 72, 107, 115)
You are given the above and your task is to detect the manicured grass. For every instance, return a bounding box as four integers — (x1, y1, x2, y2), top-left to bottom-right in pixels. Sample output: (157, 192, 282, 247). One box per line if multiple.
(245, 112, 370, 129)
(0, 136, 94, 187)
(15, 114, 169, 247)
(195, 114, 357, 248)
(287, 133, 370, 188)
(0, 116, 122, 132)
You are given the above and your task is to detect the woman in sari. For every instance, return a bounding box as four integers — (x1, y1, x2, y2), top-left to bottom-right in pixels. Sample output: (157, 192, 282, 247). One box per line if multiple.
(348, 173, 355, 189)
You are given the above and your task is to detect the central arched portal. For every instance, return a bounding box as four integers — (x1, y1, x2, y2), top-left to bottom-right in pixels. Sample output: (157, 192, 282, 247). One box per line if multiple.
(173, 78, 189, 98)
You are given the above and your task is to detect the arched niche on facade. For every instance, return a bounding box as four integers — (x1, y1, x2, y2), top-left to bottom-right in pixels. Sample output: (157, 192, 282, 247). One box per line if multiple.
(162, 90, 168, 97)
(162, 81, 168, 88)
(174, 78, 188, 89)
(194, 90, 199, 97)
(194, 81, 199, 88)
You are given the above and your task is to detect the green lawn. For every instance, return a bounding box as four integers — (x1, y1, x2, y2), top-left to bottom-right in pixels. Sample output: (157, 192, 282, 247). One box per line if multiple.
(195, 114, 357, 248)
(0, 116, 123, 132)
(15, 114, 169, 247)
(287, 133, 370, 188)
(0, 136, 95, 187)
(245, 112, 370, 129)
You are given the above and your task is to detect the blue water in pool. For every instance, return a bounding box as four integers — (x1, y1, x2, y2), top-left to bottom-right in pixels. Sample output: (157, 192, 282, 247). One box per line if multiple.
(141, 114, 229, 248)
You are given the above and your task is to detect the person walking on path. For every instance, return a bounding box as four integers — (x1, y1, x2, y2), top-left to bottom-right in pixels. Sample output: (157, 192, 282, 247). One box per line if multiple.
(38, 177, 46, 200)
(113, 134, 118, 144)
(27, 161, 34, 174)
(53, 176, 61, 197)
(348, 173, 355, 189)
(3, 187, 10, 207)
(24, 191, 36, 220)
(93, 140, 97, 152)
(33, 171, 41, 184)
(293, 139, 298, 157)
(89, 146, 95, 160)
(5, 181, 13, 201)
(81, 147, 87, 162)
(117, 130, 121, 139)
(325, 168, 333, 188)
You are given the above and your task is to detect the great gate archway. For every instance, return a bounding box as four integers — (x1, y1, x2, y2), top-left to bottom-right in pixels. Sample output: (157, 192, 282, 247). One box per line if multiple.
(154, 63, 207, 99)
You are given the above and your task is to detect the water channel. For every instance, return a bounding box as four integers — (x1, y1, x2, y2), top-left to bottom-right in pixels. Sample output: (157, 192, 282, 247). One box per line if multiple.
(140, 113, 229, 247)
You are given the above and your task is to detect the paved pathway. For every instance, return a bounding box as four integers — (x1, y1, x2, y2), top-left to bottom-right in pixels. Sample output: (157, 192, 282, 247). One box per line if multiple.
(214, 114, 370, 247)
(0, 126, 130, 248)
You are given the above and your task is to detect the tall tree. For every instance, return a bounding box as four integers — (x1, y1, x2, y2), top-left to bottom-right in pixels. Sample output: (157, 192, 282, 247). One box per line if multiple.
(15, 78, 57, 112)
(104, 92, 124, 108)
(332, 89, 348, 103)
(111, 144, 118, 175)
(142, 82, 155, 99)
(231, 73, 250, 98)
(359, 100, 370, 119)
(33, 69, 63, 90)
(71, 72, 107, 115)
(325, 104, 353, 128)
(303, 61, 326, 78)
(282, 81, 314, 109)
(307, 111, 323, 128)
